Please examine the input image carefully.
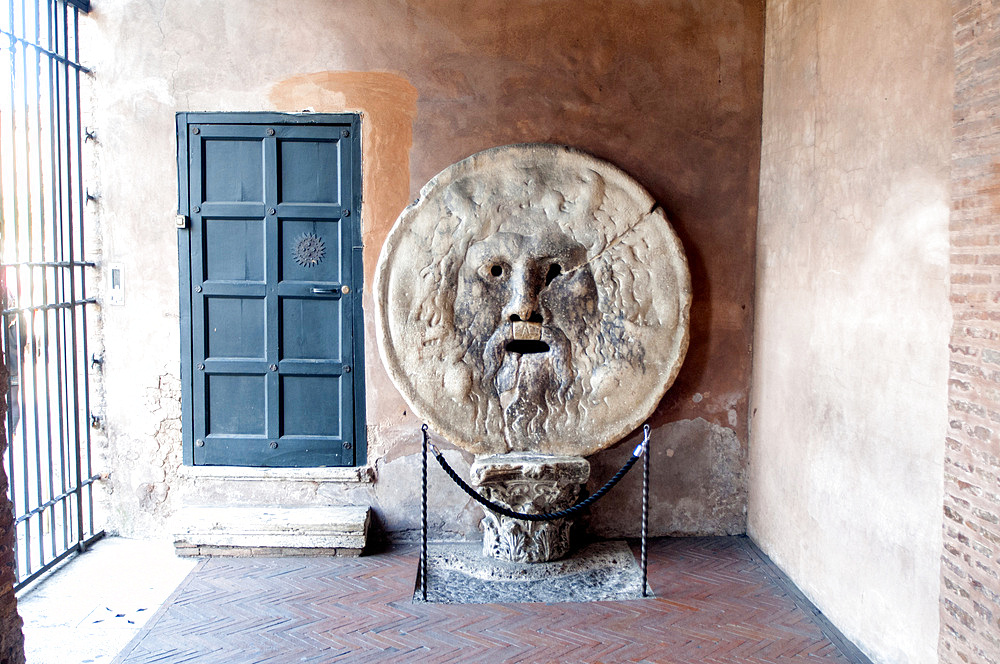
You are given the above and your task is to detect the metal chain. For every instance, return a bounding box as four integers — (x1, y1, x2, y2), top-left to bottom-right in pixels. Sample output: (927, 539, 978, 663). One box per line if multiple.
(425, 425, 647, 522)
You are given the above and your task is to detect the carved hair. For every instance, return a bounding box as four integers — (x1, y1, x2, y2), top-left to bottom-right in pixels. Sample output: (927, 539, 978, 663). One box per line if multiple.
(409, 166, 651, 448)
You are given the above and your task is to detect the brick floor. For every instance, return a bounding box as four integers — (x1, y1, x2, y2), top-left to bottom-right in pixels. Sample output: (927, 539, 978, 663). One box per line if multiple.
(113, 537, 871, 664)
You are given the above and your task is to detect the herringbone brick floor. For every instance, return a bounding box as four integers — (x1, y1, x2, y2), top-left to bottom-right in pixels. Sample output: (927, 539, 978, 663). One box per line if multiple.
(112, 537, 870, 664)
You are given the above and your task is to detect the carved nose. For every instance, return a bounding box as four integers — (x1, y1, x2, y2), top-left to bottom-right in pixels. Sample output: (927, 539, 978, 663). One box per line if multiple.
(506, 295, 543, 324)
(509, 311, 543, 323)
(504, 267, 544, 324)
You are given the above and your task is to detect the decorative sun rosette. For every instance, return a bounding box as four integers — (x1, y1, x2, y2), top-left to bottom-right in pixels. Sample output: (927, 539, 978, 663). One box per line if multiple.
(293, 232, 326, 267)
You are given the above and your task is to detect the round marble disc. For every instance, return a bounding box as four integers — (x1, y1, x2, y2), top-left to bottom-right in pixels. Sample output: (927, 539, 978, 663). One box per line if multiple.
(374, 144, 691, 456)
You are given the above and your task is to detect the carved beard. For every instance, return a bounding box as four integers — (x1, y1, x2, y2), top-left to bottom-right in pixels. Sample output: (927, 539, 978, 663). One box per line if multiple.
(480, 322, 574, 451)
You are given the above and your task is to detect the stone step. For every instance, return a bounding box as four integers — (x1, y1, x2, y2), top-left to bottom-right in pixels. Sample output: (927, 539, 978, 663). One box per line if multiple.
(173, 505, 371, 557)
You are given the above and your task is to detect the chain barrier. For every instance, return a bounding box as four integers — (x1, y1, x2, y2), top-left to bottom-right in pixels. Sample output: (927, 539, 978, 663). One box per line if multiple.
(419, 423, 652, 601)
(426, 426, 647, 522)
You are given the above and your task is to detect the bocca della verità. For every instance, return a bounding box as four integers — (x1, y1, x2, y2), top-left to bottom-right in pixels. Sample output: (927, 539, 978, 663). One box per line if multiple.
(375, 143, 691, 458)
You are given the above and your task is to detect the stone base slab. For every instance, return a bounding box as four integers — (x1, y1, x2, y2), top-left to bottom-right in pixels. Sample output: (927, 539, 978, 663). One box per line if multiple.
(173, 506, 370, 556)
(414, 540, 651, 604)
(176, 545, 362, 558)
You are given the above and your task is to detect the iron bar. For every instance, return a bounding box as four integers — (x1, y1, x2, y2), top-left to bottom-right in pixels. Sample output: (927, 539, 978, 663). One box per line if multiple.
(14, 472, 100, 525)
(641, 424, 649, 597)
(421, 423, 428, 601)
(0, 261, 97, 268)
(7, 0, 33, 578)
(22, 0, 49, 575)
(32, 0, 59, 564)
(47, 0, 72, 558)
(1, 297, 98, 314)
(72, 2, 95, 541)
(0, 29, 89, 72)
(61, 0, 86, 553)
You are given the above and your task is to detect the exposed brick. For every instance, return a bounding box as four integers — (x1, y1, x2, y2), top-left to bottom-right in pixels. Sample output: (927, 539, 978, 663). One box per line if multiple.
(979, 526, 1000, 545)
(947, 504, 969, 524)
(957, 479, 984, 495)
(955, 271, 994, 283)
(947, 574, 973, 599)
(945, 598, 977, 629)
(952, 379, 974, 392)
(970, 577, 1000, 605)
(973, 507, 1000, 525)
(973, 600, 995, 621)
(944, 1, 1000, 659)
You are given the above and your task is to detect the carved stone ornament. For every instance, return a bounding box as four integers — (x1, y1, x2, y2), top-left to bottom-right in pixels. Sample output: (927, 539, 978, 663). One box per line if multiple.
(470, 454, 590, 563)
(375, 144, 691, 456)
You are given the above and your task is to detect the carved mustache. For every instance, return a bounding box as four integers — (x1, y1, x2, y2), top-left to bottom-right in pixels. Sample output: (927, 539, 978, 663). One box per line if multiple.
(481, 322, 573, 389)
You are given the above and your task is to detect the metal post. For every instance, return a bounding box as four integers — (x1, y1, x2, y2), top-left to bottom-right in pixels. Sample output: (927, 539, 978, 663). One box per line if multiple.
(421, 423, 428, 601)
(641, 423, 650, 597)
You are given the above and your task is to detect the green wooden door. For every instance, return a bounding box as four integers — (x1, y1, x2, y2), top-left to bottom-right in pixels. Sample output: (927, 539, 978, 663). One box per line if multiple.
(177, 113, 365, 467)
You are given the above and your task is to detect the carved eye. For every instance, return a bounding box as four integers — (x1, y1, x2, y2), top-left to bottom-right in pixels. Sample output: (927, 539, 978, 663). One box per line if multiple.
(545, 263, 562, 286)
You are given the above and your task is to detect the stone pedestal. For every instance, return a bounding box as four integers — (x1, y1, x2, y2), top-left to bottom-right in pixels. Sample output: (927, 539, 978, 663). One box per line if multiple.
(470, 454, 590, 563)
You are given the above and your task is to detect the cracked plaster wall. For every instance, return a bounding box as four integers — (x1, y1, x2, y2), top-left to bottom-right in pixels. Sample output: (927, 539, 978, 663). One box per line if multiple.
(750, 2, 951, 663)
(83, 0, 763, 540)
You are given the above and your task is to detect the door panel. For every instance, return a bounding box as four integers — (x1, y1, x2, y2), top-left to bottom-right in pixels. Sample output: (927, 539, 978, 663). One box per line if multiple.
(203, 138, 264, 202)
(178, 114, 363, 467)
(281, 298, 343, 360)
(280, 219, 342, 283)
(205, 297, 266, 358)
(207, 374, 266, 434)
(204, 219, 264, 281)
(279, 139, 343, 204)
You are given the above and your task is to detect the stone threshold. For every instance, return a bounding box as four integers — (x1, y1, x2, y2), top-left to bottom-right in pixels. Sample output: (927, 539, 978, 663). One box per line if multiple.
(175, 465, 375, 483)
(173, 505, 371, 557)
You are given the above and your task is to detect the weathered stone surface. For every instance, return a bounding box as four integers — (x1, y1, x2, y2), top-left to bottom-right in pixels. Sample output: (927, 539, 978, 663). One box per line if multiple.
(470, 454, 590, 562)
(375, 144, 691, 456)
(415, 540, 649, 604)
(173, 506, 370, 552)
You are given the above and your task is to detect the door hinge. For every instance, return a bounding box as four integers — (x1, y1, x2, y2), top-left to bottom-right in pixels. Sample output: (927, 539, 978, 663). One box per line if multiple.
(176, 214, 189, 229)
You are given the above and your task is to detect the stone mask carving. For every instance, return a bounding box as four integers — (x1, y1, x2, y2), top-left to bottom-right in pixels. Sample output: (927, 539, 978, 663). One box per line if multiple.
(375, 144, 691, 456)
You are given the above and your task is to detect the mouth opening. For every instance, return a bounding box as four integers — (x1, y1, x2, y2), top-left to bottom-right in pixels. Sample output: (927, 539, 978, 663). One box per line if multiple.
(505, 339, 550, 355)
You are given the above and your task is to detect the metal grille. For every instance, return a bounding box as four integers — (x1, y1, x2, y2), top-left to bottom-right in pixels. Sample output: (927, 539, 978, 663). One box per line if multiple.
(0, 0, 101, 591)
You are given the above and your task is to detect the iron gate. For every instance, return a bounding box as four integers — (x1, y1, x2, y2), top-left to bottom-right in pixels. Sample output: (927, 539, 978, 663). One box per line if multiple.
(0, 0, 101, 591)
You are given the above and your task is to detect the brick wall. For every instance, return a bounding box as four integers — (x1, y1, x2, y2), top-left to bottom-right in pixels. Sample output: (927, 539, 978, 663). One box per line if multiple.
(0, 347, 24, 663)
(942, 1, 1000, 662)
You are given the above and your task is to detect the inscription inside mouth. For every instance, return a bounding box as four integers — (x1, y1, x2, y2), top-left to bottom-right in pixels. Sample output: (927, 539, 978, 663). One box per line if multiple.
(512, 321, 543, 341)
(505, 339, 550, 355)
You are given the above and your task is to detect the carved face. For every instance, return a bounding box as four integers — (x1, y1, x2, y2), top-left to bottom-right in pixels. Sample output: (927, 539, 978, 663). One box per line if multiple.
(374, 144, 691, 456)
(453, 225, 599, 448)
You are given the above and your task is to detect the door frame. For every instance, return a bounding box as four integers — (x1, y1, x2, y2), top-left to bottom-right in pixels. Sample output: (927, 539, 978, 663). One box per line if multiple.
(175, 111, 366, 467)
